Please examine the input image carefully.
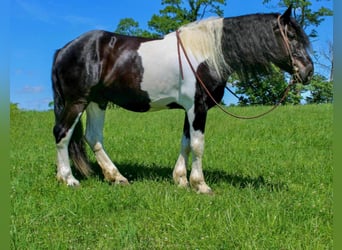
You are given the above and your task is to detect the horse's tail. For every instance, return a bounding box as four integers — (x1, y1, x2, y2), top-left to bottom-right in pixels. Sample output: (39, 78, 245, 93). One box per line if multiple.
(52, 50, 93, 177)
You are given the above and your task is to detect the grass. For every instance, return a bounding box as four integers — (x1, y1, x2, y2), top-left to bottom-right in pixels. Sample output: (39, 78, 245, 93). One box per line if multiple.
(10, 104, 333, 249)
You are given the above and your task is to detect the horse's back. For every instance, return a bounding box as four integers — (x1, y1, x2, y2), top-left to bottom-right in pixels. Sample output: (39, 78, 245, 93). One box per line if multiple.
(53, 30, 157, 74)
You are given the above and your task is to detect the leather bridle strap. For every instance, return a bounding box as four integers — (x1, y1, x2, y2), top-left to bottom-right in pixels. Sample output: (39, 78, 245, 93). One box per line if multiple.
(277, 15, 301, 82)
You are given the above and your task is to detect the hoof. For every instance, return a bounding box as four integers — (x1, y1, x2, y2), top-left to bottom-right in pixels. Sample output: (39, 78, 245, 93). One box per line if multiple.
(191, 181, 213, 195)
(107, 175, 129, 186)
(115, 177, 130, 185)
(103, 169, 129, 186)
(197, 187, 214, 195)
(173, 175, 189, 188)
(67, 180, 80, 187)
(57, 174, 80, 187)
(195, 185, 213, 195)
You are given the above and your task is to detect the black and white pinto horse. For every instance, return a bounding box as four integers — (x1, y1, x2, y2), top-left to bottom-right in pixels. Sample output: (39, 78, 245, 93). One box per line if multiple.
(52, 6, 313, 194)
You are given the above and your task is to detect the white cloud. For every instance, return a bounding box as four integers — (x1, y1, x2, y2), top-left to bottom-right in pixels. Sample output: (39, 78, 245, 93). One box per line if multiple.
(16, 0, 100, 27)
(21, 85, 44, 94)
(16, 0, 52, 23)
(62, 15, 97, 26)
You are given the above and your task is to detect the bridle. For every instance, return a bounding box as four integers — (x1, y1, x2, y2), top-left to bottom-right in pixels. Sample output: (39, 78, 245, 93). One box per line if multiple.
(276, 15, 302, 83)
(176, 15, 301, 119)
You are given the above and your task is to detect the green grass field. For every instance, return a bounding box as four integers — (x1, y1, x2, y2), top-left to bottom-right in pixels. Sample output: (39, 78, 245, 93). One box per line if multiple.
(10, 104, 332, 249)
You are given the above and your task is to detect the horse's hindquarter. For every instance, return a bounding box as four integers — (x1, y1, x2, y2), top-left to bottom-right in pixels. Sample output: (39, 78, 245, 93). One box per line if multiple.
(138, 34, 196, 111)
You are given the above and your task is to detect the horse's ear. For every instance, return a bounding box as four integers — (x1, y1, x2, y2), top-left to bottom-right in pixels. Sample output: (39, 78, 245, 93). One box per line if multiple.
(281, 4, 293, 23)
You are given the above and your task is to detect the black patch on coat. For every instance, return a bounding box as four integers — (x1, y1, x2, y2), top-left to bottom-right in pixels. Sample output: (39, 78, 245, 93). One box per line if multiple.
(193, 62, 226, 133)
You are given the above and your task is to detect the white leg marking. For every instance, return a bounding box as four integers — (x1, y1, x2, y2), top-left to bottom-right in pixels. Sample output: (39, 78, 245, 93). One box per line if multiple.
(56, 113, 82, 186)
(173, 135, 190, 187)
(186, 108, 212, 194)
(85, 102, 128, 184)
(189, 130, 212, 194)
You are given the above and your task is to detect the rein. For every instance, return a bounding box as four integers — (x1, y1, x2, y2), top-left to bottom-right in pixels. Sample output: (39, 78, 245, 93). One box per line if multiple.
(176, 15, 298, 120)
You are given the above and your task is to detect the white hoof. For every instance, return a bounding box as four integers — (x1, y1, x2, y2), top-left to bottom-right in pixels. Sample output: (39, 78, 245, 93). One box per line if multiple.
(173, 175, 189, 188)
(57, 174, 80, 187)
(190, 180, 213, 194)
(114, 176, 129, 185)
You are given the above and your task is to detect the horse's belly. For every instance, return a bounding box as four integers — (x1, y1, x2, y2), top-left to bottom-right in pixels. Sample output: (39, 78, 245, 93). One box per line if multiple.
(141, 77, 180, 111)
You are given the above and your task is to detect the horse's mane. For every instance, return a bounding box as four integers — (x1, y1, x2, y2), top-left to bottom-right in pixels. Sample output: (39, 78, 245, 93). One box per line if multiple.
(221, 13, 310, 81)
(178, 13, 311, 81)
(178, 17, 229, 79)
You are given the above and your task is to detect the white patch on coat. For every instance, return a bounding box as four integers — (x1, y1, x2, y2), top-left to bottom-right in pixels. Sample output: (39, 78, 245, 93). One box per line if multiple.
(137, 33, 200, 111)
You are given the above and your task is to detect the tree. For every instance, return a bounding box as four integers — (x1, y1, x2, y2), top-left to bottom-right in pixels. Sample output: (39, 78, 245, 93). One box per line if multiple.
(262, 0, 333, 38)
(114, 0, 226, 37)
(10, 103, 20, 112)
(316, 40, 333, 82)
(304, 74, 333, 104)
(234, 67, 302, 106)
(148, 0, 226, 35)
(114, 18, 157, 38)
(115, 18, 145, 36)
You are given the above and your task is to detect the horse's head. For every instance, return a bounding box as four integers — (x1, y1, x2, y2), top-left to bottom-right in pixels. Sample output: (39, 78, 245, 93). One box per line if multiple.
(276, 5, 313, 85)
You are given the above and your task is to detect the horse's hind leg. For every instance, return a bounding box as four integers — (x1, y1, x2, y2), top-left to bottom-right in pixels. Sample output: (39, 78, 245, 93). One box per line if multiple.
(54, 105, 84, 186)
(85, 102, 129, 185)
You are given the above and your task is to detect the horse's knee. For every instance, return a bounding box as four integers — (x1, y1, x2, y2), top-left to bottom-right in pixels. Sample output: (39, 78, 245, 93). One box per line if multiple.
(190, 131, 204, 156)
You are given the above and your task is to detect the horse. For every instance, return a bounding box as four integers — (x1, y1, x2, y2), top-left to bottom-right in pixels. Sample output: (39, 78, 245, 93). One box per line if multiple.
(52, 6, 313, 194)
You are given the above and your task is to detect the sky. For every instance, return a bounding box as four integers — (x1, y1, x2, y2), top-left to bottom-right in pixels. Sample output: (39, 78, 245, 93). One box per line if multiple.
(9, 0, 333, 111)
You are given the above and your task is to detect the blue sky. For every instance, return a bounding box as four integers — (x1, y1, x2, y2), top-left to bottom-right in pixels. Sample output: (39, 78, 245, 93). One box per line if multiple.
(10, 0, 333, 110)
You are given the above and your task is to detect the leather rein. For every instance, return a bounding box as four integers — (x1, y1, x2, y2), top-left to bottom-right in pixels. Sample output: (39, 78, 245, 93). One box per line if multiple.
(176, 15, 300, 119)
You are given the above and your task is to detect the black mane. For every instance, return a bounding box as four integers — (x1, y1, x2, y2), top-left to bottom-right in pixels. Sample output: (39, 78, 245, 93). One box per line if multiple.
(221, 13, 310, 81)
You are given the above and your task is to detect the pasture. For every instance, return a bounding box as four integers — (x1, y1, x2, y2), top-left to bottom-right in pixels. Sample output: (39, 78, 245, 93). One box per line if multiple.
(10, 104, 332, 249)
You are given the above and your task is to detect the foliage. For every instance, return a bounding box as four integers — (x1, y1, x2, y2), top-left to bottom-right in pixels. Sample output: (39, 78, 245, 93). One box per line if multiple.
(10, 103, 20, 113)
(114, 0, 226, 37)
(114, 18, 157, 38)
(11, 105, 332, 248)
(304, 74, 333, 104)
(148, 0, 226, 35)
(262, 0, 333, 38)
(234, 67, 303, 106)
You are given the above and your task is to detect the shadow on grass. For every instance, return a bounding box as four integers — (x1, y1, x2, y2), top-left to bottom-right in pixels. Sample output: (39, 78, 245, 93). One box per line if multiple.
(74, 161, 288, 192)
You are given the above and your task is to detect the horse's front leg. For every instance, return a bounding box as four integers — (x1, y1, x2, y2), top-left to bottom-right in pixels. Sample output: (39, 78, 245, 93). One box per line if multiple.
(85, 102, 128, 185)
(173, 114, 191, 188)
(188, 108, 213, 194)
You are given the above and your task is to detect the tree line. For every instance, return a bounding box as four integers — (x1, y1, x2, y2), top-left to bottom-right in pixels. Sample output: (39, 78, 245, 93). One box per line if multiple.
(114, 0, 333, 105)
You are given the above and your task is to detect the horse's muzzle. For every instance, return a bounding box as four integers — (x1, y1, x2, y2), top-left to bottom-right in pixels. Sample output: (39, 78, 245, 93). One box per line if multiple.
(293, 62, 314, 85)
